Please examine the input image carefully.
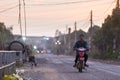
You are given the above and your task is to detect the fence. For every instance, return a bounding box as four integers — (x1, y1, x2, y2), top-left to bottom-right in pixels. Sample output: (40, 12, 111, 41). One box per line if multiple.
(0, 51, 25, 80)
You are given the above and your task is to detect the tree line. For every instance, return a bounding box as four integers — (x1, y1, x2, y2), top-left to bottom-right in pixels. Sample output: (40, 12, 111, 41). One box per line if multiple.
(92, 7, 120, 59)
(0, 22, 14, 50)
(52, 7, 120, 60)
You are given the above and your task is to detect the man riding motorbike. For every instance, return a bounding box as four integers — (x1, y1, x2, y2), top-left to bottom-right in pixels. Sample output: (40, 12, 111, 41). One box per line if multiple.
(73, 34, 89, 67)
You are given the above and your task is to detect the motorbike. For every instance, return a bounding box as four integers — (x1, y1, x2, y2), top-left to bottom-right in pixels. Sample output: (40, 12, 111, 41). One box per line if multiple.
(76, 47, 86, 72)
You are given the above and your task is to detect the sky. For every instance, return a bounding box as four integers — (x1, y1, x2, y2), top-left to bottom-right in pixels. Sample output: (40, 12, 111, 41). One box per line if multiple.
(0, 0, 117, 37)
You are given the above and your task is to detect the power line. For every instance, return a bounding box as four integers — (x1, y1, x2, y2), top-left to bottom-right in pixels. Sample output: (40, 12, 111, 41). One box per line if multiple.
(74, 15, 90, 30)
(26, 17, 90, 29)
(74, 15, 89, 24)
(18, 0, 22, 36)
(93, 0, 115, 18)
(81, 21, 90, 29)
(102, 0, 116, 16)
(0, 4, 19, 13)
(26, 0, 101, 6)
(23, 0, 27, 37)
(0, 2, 18, 7)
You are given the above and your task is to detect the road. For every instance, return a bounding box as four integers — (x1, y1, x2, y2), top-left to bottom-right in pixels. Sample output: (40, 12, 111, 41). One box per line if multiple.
(22, 54, 120, 80)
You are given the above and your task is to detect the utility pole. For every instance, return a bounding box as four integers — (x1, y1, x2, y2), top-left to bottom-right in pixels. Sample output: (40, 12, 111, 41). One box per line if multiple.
(90, 10, 93, 29)
(64, 32, 66, 45)
(68, 27, 71, 34)
(68, 27, 71, 51)
(18, 0, 22, 36)
(23, 0, 27, 38)
(116, 0, 119, 9)
(89, 10, 93, 49)
(64, 25, 68, 45)
(74, 21, 77, 43)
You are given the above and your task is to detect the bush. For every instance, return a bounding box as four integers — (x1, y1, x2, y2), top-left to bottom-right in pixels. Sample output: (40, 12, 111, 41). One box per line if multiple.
(89, 52, 101, 59)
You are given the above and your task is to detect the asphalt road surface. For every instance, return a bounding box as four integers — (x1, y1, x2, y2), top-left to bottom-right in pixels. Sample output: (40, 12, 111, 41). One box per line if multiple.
(22, 54, 120, 80)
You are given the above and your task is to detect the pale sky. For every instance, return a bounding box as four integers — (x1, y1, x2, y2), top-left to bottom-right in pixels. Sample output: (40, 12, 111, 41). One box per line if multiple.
(0, 0, 116, 37)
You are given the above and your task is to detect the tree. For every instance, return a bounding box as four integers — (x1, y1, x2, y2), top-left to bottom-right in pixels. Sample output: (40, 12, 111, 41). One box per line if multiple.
(93, 8, 120, 59)
(0, 22, 14, 50)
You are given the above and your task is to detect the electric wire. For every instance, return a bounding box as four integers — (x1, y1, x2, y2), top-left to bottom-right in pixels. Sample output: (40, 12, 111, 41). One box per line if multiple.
(0, 4, 19, 13)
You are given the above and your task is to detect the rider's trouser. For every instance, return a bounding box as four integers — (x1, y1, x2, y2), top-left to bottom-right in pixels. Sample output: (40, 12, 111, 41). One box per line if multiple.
(75, 53, 88, 64)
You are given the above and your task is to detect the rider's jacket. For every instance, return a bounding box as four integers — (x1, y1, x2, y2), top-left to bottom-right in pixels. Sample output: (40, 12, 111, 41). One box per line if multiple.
(73, 40, 89, 53)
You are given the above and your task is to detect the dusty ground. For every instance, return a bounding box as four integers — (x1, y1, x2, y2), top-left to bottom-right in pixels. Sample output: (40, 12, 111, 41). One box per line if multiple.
(19, 54, 120, 80)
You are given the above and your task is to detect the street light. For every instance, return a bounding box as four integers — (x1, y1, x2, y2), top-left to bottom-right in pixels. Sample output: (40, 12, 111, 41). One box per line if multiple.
(55, 40, 61, 55)
(45, 37, 49, 40)
(55, 40, 61, 45)
(33, 45, 37, 50)
(42, 37, 49, 40)
(22, 36, 26, 42)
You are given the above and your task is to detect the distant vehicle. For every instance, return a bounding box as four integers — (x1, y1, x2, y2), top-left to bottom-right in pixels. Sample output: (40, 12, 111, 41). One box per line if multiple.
(42, 49, 47, 54)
